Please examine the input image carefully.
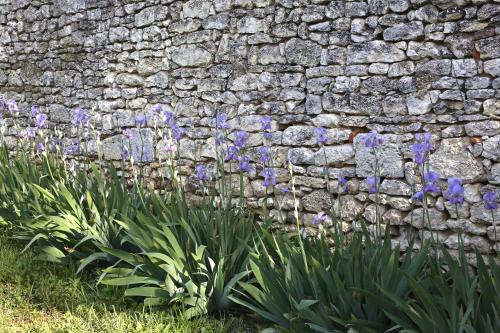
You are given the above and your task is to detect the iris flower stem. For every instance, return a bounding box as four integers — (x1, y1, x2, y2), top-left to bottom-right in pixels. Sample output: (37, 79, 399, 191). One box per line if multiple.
(492, 210, 498, 254)
(373, 148, 381, 239)
(321, 147, 337, 232)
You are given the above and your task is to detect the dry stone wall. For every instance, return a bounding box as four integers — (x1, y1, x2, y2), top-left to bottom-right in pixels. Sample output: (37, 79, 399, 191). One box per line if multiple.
(1, 0, 499, 255)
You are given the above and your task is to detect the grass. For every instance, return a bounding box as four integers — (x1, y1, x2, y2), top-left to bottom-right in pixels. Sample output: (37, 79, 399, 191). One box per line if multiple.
(0, 235, 260, 333)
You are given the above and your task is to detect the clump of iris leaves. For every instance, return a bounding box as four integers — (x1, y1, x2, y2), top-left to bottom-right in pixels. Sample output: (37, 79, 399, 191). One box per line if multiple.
(0, 100, 498, 333)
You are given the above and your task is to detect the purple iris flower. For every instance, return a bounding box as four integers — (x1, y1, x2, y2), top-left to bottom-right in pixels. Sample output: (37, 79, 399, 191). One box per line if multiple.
(23, 127, 37, 138)
(72, 108, 89, 126)
(52, 138, 62, 147)
(339, 176, 348, 193)
(424, 171, 439, 183)
(226, 145, 238, 161)
(65, 142, 80, 155)
(216, 113, 229, 130)
(315, 127, 328, 145)
(260, 146, 271, 163)
(444, 177, 464, 205)
(234, 130, 248, 148)
(123, 129, 133, 140)
(171, 123, 185, 141)
(6, 99, 19, 114)
(412, 133, 433, 165)
(262, 168, 276, 187)
(366, 176, 380, 193)
(135, 114, 147, 127)
(238, 155, 251, 173)
(36, 143, 45, 152)
(121, 143, 129, 160)
(415, 132, 433, 152)
(150, 104, 162, 114)
(412, 142, 427, 165)
(277, 185, 290, 194)
(261, 115, 272, 131)
(483, 191, 498, 210)
(423, 171, 440, 194)
(195, 165, 208, 182)
(364, 130, 384, 149)
(35, 113, 47, 129)
(263, 132, 272, 140)
(164, 111, 175, 127)
(412, 191, 424, 202)
(31, 106, 40, 117)
(215, 131, 224, 146)
(312, 211, 328, 225)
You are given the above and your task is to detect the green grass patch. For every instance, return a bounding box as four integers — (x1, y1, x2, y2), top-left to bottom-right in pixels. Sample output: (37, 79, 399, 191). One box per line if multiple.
(0, 236, 259, 333)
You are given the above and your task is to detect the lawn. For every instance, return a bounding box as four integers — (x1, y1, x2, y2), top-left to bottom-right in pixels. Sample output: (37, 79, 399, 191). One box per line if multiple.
(0, 236, 259, 333)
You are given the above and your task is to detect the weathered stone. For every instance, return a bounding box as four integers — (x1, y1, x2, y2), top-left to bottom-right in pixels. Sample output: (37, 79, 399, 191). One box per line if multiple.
(314, 145, 355, 165)
(446, 219, 487, 236)
(282, 126, 316, 146)
(465, 121, 500, 137)
(302, 190, 331, 212)
(444, 34, 474, 58)
(382, 95, 407, 116)
(347, 41, 406, 64)
(183, 0, 214, 19)
(354, 134, 405, 178)
(380, 179, 412, 196)
(115, 74, 144, 86)
(471, 204, 500, 225)
(337, 195, 364, 221)
(429, 138, 484, 182)
(258, 45, 285, 65)
(109, 27, 129, 43)
(388, 61, 415, 77)
(288, 147, 315, 165)
(363, 204, 387, 224)
(306, 94, 322, 115)
(345, 2, 369, 17)
(237, 16, 266, 34)
(403, 208, 447, 230)
(438, 7, 465, 21)
(465, 77, 490, 90)
(388, 0, 409, 12)
(483, 99, 500, 116)
(171, 45, 213, 67)
(484, 59, 500, 76)
(383, 209, 405, 225)
(2, 0, 498, 254)
(406, 91, 432, 115)
(407, 41, 452, 60)
(369, 63, 389, 74)
(383, 22, 424, 41)
(135, 6, 159, 27)
(452, 59, 477, 77)
(415, 59, 451, 76)
(482, 135, 500, 161)
(325, 1, 345, 19)
(415, 5, 439, 22)
(476, 36, 500, 60)
(285, 38, 321, 66)
(444, 234, 491, 253)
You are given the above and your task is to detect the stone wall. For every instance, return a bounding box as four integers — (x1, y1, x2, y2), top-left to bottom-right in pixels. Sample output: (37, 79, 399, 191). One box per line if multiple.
(0, 0, 499, 254)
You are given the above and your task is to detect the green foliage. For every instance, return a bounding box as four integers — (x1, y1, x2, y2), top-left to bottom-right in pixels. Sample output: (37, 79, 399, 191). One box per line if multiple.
(98, 191, 259, 317)
(9, 162, 138, 264)
(366, 246, 500, 333)
(0, 236, 255, 333)
(0, 143, 498, 333)
(231, 228, 500, 333)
